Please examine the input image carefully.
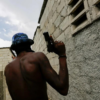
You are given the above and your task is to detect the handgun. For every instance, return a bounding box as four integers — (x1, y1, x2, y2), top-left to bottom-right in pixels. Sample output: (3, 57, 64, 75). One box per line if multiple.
(43, 32, 55, 52)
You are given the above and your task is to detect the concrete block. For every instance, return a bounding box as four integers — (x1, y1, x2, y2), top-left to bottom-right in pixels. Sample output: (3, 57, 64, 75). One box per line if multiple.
(84, 0, 89, 10)
(45, 0, 51, 13)
(52, 11, 59, 23)
(65, 0, 69, 5)
(48, 0, 55, 12)
(48, 18, 53, 27)
(60, 16, 69, 30)
(40, 23, 45, 30)
(56, 32, 65, 43)
(42, 26, 48, 33)
(64, 26, 71, 39)
(57, 0, 61, 4)
(47, 53, 57, 59)
(49, 58, 55, 65)
(61, 5, 68, 17)
(91, 5, 100, 21)
(53, 57, 59, 65)
(54, 14, 64, 27)
(57, 0, 65, 13)
(53, 28, 62, 39)
(93, 0, 100, 5)
(88, 0, 94, 6)
(53, 65, 59, 73)
(48, 24, 56, 35)
(40, 6, 49, 29)
(52, 1, 57, 12)
(44, 48, 48, 55)
(44, 18, 49, 28)
(48, 10, 54, 21)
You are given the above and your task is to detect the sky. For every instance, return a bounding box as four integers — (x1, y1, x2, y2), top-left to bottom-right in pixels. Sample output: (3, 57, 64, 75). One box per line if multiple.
(0, 0, 43, 47)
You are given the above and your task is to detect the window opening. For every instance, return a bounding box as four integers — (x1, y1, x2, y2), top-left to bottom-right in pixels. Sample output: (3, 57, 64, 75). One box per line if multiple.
(69, 0, 79, 8)
(95, 1, 100, 10)
(71, 2, 84, 18)
(72, 14, 87, 29)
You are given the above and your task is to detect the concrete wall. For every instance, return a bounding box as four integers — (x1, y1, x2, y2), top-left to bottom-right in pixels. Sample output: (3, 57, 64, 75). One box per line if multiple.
(0, 71, 3, 100)
(0, 48, 13, 100)
(32, 0, 100, 100)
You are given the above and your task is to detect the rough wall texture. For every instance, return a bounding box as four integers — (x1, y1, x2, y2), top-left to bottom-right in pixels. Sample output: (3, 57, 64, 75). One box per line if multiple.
(0, 48, 12, 100)
(32, 0, 100, 100)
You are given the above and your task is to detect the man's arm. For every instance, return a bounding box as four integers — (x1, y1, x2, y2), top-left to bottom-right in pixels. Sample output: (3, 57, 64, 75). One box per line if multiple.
(38, 41, 69, 95)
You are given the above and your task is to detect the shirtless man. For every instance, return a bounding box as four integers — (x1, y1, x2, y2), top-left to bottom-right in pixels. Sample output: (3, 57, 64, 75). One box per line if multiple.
(5, 33, 69, 100)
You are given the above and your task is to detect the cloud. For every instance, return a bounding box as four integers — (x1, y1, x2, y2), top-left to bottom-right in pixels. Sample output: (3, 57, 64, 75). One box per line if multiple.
(0, 0, 43, 48)
(0, 38, 11, 47)
(4, 22, 39, 39)
(0, 1, 43, 41)
(3, 28, 6, 32)
(5, 21, 10, 24)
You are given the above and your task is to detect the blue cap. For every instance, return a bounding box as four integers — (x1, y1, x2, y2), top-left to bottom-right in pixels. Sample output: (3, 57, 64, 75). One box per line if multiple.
(11, 33, 34, 50)
(12, 33, 29, 45)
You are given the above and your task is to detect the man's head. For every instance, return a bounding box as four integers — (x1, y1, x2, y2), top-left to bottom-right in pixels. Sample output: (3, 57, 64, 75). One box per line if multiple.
(10, 33, 34, 55)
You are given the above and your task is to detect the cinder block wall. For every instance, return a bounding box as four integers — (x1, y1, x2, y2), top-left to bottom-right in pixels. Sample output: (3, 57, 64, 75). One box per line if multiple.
(32, 0, 100, 100)
(0, 71, 3, 100)
(0, 48, 13, 100)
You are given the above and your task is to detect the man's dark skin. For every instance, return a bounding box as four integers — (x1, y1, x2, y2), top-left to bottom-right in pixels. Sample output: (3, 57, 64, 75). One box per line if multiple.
(4, 38, 69, 100)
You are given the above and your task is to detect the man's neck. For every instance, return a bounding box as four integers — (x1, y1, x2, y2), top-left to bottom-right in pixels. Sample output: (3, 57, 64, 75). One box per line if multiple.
(17, 51, 28, 58)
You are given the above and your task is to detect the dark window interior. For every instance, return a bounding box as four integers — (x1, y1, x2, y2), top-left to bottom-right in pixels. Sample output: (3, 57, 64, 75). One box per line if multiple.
(72, 14, 87, 27)
(71, 2, 84, 17)
(96, 2, 100, 10)
(69, 0, 79, 7)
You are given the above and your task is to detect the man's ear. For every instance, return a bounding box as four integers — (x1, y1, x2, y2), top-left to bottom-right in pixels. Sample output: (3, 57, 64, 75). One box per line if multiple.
(12, 56, 16, 59)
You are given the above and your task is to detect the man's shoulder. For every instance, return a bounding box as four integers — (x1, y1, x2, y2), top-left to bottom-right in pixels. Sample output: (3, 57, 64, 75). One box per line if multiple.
(26, 52, 47, 63)
(35, 52, 47, 60)
(4, 61, 14, 76)
(28, 52, 46, 58)
(5, 57, 19, 71)
(5, 60, 16, 70)
(5, 61, 13, 68)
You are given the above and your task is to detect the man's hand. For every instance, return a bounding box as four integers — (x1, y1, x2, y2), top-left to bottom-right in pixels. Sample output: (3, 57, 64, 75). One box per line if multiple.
(50, 36, 66, 56)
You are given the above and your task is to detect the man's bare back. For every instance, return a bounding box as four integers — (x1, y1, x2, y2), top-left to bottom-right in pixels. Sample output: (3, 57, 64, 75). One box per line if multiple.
(5, 52, 48, 100)
(5, 34, 69, 100)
